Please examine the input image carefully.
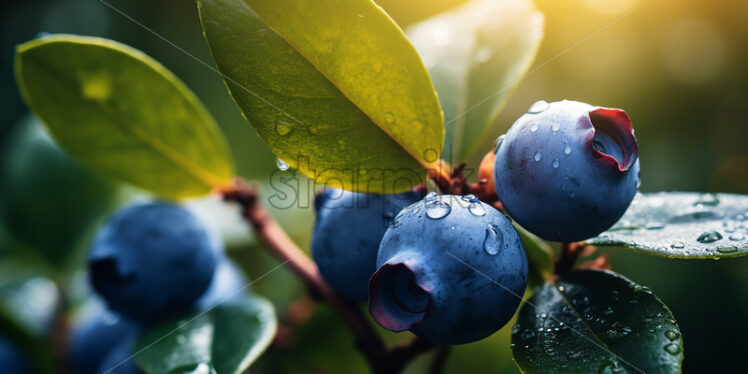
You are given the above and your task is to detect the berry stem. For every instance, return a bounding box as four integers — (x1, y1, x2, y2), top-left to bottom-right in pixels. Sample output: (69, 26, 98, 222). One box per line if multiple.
(221, 179, 434, 373)
(427, 345, 451, 374)
(554, 242, 582, 275)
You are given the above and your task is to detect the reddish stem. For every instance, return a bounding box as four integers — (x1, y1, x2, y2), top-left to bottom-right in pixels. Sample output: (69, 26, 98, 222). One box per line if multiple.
(221, 179, 433, 373)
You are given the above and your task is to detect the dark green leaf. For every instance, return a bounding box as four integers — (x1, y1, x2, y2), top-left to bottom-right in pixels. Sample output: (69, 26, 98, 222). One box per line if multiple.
(515, 223, 554, 288)
(198, 0, 444, 193)
(15, 34, 234, 199)
(0, 116, 120, 266)
(407, 0, 544, 161)
(588, 192, 748, 258)
(512, 270, 683, 374)
(135, 294, 276, 374)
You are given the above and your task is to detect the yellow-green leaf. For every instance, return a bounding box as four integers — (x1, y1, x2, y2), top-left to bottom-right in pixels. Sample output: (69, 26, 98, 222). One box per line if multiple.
(198, 0, 444, 193)
(407, 0, 544, 161)
(15, 35, 234, 199)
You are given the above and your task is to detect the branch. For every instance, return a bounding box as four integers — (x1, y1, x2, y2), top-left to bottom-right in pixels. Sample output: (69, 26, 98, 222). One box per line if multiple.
(554, 242, 582, 275)
(428, 345, 451, 374)
(220, 180, 390, 370)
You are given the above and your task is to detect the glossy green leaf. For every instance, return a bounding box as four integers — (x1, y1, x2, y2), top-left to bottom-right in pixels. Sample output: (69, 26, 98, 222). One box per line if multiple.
(198, 0, 444, 193)
(15, 34, 234, 199)
(0, 116, 120, 266)
(512, 270, 683, 374)
(515, 222, 554, 287)
(407, 0, 544, 161)
(587, 192, 748, 259)
(135, 294, 276, 374)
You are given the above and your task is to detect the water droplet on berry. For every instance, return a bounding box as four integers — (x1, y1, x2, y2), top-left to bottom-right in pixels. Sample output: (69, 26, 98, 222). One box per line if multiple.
(534, 151, 541, 162)
(483, 224, 503, 255)
(275, 120, 292, 136)
(552, 158, 560, 168)
(564, 140, 572, 155)
(530, 123, 539, 132)
(697, 230, 723, 243)
(468, 203, 486, 216)
(276, 159, 289, 171)
(425, 192, 438, 201)
(494, 134, 506, 153)
(462, 194, 479, 203)
(425, 200, 451, 219)
(671, 242, 685, 249)
(528, 100, 549, 114)
(664, 343, 681, 355)
(665, 330, 680, 341)
(551, 123, 560, 133)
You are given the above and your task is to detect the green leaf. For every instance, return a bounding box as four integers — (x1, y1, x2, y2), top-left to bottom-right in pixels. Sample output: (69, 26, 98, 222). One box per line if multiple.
(0, 116, 120, 267)
(135, 294, 276, 374)
(512, 270, 683, 374)
(407, 0, 544, 161)
(587, 192, 748, 259)
(515, 222, 554, 288)
(14, 34, 234, 200)
(198, 0, 444, 193)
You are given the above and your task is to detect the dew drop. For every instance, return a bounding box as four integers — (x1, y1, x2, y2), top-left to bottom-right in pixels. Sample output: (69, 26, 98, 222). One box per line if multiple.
(468, 203, 486, 216)
(275, 120, 292, 136)
(483, 224, 503, 255)
(716, 246, 738, 254)
(671, 242, 685, 249)
(384, 112, 395, 124)
(564, 140, 572, 155)
(528, 100, 549, 114)
(665, 330, 680, 341)
(645, 222, 666, 230)
(494, 134, 506, 153)
(462, 194, 479, 202)
(534, 151, 541, 162)
(357, 13, 364, 18)
(551, 123, 560, 133)
(475, 47, 493, 63)
(530, 123, 539, 132)
(276, 159, 289, 171)
(552, 158, 560, 169)
(664, 343, 682, 355)
(426, 200, 451, 220)
(697, 230, 723, 243)
(425, 192, 439, 201)
(729, 233, 745, 241)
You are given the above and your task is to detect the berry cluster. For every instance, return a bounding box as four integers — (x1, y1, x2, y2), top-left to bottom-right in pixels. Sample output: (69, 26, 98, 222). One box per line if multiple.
(71, 203, 247, 374)
(311, 100, 640, 344)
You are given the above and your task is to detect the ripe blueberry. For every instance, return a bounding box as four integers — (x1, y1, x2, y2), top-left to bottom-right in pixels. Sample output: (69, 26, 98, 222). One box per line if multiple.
(97, 337, 143, 374)
(369, 194, 528, 345)
(494, 100, 640, 242)
(0, 335, 32, 374)
(71, 312, 137, 374)
(89, 202, 218, 323)
(194, 258, 249, 310)
(312, 188, 424, 302)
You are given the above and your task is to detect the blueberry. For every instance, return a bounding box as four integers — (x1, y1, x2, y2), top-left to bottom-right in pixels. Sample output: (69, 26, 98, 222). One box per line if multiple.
(0, 335, 33, 374)
(96, 337, 144, 374)
(312, 188, 424, 302)
(194, 257, 249, 310)
(89, 202, 218, 323)
(71, 312, 137, 374)
(369, 194, 528, 345)
(494, 100, 640, 242)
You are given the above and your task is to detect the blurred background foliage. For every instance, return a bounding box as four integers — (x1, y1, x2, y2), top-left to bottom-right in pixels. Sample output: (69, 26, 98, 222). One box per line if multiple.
(1, 0, 747, 373)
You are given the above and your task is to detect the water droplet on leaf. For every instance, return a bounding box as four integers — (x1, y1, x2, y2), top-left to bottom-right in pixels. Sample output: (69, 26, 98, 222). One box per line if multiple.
(276, 159, 289, 171)
(697, 230, 723, 243)
(664, 343, 682, 355)
(665, 330, 680, 341)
